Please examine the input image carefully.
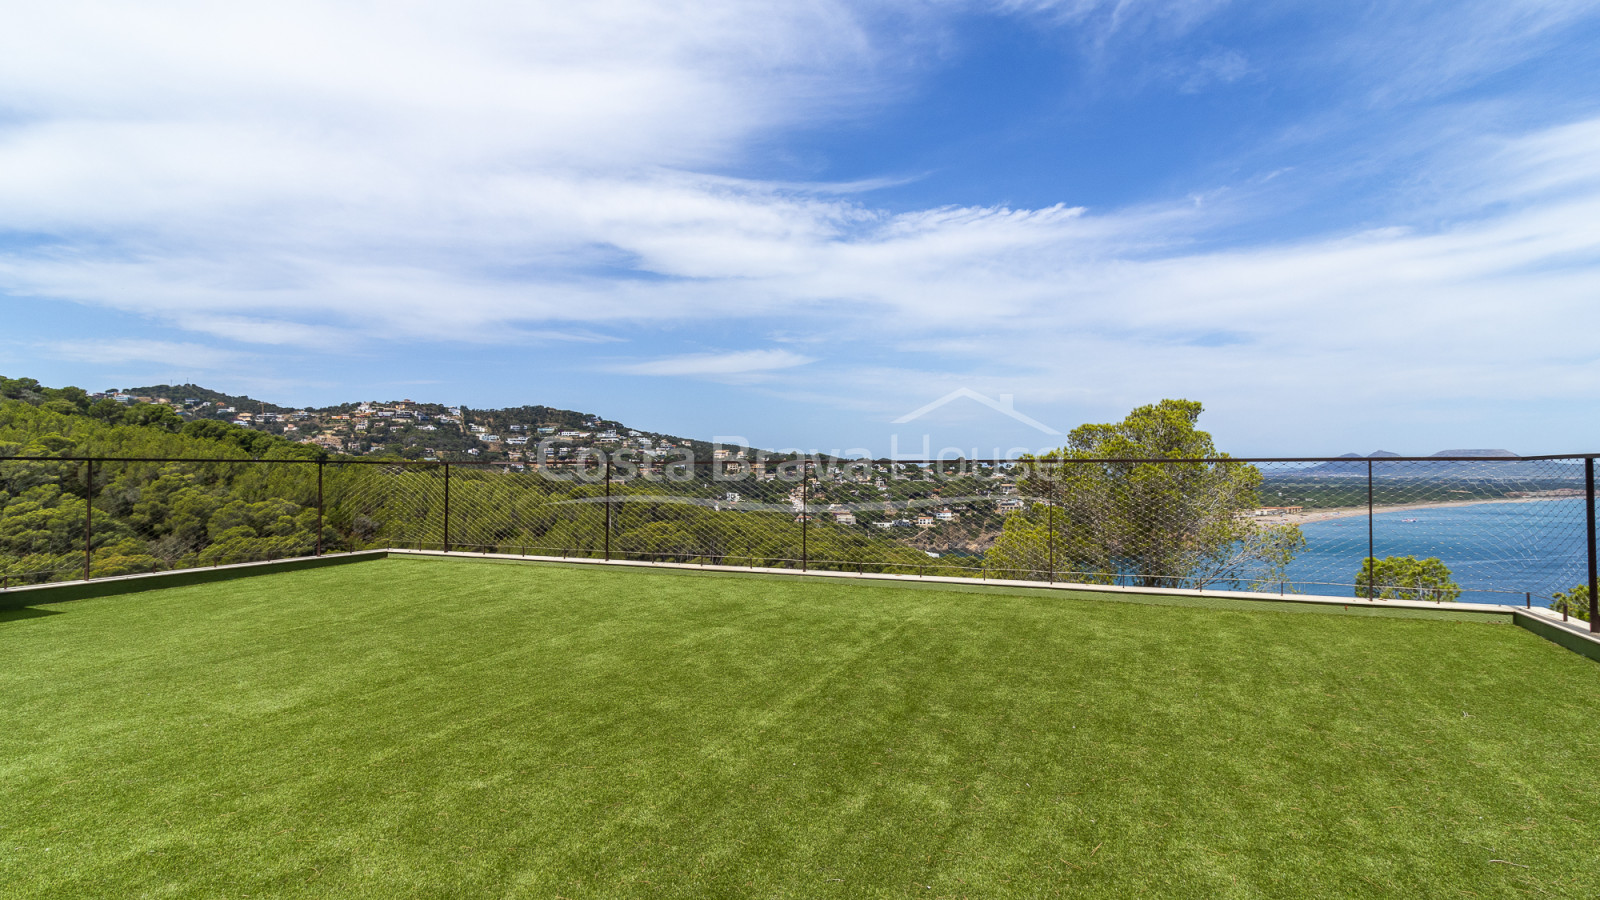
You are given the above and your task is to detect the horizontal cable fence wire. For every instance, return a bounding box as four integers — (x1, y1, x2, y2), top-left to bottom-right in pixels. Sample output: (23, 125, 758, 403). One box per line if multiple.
(1, 452, 1596, 627)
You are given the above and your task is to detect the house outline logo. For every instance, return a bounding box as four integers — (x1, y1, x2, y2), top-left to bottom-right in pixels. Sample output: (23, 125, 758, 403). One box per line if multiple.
(892, 388, 1061, 435)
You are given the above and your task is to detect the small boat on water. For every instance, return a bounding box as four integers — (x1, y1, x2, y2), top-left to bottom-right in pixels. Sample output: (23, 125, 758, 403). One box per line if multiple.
(1401, 518, 1419, 523)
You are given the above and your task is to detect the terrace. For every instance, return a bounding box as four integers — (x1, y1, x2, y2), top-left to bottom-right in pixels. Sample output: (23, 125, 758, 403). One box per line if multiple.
(3, 553, 1600, 897)
(3, 452, 1600, 896)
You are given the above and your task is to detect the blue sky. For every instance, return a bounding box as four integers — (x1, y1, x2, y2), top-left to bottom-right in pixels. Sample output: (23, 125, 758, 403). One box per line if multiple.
(4, 1, 1600, 456)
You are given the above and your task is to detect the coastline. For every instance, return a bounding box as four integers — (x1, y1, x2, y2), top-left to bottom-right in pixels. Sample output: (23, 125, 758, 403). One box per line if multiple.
(1260, 495, 1575, 527)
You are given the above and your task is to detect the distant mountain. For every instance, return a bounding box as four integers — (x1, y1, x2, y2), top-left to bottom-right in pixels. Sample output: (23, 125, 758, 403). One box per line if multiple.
(1297, 451, 1402, 475)
(1275, 449, 1580, 484)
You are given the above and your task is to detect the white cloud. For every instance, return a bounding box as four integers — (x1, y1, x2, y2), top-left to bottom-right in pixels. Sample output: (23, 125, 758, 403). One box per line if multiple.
(608, 349, 816, 379)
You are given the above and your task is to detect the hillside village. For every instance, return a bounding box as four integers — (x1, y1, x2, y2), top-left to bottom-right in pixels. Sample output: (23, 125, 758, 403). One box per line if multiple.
(92, 385, 1036, 549)
(102, 385, 711, 464)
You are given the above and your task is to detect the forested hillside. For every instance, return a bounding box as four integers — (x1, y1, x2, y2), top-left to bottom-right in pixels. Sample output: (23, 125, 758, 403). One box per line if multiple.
(0, 376, 927, 586)
(1, 376, 334, 582)
(1, 376, 319, 461)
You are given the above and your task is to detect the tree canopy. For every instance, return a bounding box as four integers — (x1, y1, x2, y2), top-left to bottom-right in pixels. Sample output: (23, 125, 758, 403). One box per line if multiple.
(1355, 555, 1462, 603)
(987, 400, 1304, 589)
(1550, 584, 1592, 621)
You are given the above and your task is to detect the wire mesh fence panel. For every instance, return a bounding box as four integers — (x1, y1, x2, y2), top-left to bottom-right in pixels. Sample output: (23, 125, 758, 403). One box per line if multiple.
(1252, 459, 1373, 596)
(606, 458, 806, 567)
(1363, 458, 1588, 603)
(920, 457, 1593, 599)
(950, 458, 1282, 589)
(0, 458, 90, 586)
(84, 459, 321, 575)
(1061, 458, 1308, 592)
(805, 459, 1018, 578)
(1010, 460, 1121, 585)
(446, 462, 607, 558)
(323, 462, 443, 551)
(984, 462, 1062, 583)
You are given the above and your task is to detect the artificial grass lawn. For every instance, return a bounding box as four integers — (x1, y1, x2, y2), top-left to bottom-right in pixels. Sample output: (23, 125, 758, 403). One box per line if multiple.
(2, 559, 1598, 898)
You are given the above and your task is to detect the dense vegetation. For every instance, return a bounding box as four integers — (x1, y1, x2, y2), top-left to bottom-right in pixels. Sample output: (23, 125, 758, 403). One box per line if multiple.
(0, 377, 934, 583)
(1, 377, 327, 581)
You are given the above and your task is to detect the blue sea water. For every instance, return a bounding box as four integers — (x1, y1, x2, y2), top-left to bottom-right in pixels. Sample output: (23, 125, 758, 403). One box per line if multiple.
(1281, 498, 1590, 606)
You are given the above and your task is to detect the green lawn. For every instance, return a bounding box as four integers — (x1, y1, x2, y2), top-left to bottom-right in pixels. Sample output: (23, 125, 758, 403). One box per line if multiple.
(3, 557, 1598, 899)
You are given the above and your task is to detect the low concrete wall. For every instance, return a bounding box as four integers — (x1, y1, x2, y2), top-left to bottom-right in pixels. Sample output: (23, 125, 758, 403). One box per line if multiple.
(0, 551, 388, 610)
(1512, 608, 1600, 663)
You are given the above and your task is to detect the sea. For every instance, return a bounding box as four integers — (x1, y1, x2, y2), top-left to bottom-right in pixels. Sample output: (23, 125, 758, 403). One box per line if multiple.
(1281, 498, 1590, 607)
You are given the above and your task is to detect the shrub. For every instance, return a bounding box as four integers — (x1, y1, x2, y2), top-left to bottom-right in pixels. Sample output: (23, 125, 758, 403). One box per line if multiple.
(1355, 555, 1461, 603)
(1550, 584, 1592, 621)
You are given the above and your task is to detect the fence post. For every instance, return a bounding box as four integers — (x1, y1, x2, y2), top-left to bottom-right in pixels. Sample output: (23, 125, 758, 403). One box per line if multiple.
(1047, 463, 1056, 584)
(604, 455, 613, 562)
(443, 462, 452, 553)
(1366, 458, 1375, 600)
(316, 459, 324, 557)
(801, 457, 810, 572)
(84, 458, 94, 576)
(1587, 457, 1597, 632)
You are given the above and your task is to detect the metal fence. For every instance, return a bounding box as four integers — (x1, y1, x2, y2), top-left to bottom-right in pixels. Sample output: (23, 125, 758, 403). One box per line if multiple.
(2, 453, 1596, 627)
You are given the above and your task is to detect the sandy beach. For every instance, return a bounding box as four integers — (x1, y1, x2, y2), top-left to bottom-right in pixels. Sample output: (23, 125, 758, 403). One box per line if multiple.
(1258, 494, 1578, 526)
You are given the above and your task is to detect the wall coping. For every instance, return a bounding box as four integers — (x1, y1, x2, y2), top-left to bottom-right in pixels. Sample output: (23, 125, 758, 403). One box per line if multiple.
(0, 551, 386, 609)
(383, 549, 1521, 615)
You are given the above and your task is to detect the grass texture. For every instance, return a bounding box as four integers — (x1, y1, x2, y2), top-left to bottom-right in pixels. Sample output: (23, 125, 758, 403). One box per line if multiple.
(2, 557, 1598, 898)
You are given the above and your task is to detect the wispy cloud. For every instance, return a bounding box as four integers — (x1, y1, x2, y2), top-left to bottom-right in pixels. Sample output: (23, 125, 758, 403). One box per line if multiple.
(39, 339, 244, 369)
(1178, 49, 1251, 93)
(607, 349, 816, 380)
